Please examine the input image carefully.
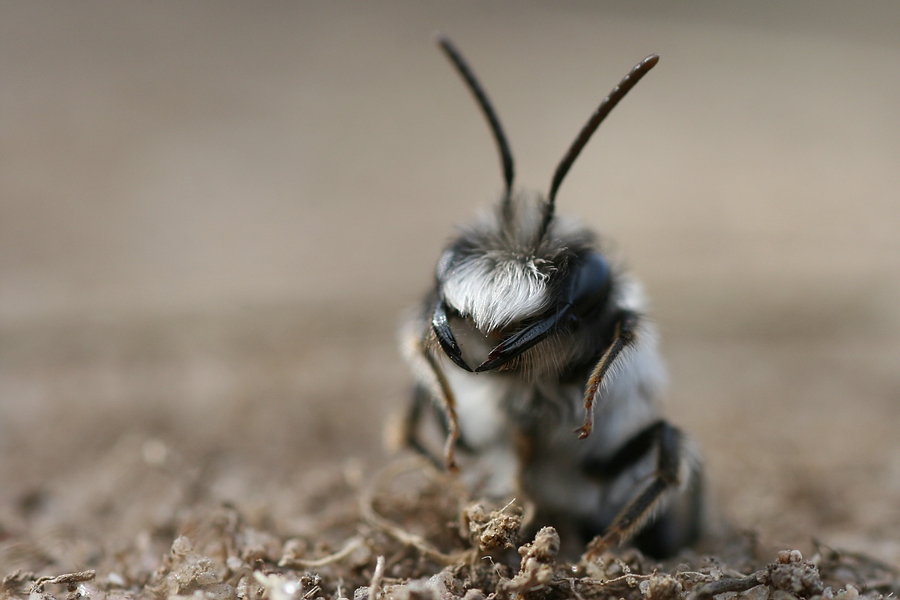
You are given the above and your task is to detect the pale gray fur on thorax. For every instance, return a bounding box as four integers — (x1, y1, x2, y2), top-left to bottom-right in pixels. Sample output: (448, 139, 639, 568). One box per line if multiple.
(441, 361, 521, 497)
(441, 273, 668, 515)
(522, 324, 666, 520)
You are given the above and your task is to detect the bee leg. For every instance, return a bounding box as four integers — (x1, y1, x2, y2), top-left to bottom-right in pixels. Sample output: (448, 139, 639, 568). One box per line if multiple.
(422, 349, 462, 471)
(575, 310, 640, 439)
(631, 463, 704, 559)
(400, 384, 446, 470)
(583, 420, 698, 560)
(401, 322, 462, 471)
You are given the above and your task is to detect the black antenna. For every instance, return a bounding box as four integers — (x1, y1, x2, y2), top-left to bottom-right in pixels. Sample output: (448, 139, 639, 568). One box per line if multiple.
(541, 54, 659, 238)
(436, 33, 515, 200)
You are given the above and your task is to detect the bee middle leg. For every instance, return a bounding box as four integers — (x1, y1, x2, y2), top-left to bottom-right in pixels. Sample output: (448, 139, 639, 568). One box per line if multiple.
(582, 419, 702, 559)
(576, 310, 640, 439)
(400, 384, 446, 470)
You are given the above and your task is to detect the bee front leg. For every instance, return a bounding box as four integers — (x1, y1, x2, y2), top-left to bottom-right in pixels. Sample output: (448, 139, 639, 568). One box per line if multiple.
(583, 420, 700, 559)
(399, 321, 461, 470)
(576, 310, 640, 439)
(423, 349, 461, 471)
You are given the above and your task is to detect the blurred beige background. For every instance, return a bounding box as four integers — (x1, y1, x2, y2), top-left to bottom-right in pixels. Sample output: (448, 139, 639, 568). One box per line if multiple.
(1, 1, 900, 570)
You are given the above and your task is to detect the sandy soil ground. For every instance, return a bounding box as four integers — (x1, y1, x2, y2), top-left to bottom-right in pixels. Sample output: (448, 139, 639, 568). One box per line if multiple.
(1, 2, 900, 597)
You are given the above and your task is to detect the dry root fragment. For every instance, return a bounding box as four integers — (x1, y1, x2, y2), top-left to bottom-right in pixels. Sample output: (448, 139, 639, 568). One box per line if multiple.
(368, 556, 386, 600)
(29, 572, 96, 594)
(360, 459, 471, 565)
(2, 571, 36, 597)
(278, 536, 367, 568)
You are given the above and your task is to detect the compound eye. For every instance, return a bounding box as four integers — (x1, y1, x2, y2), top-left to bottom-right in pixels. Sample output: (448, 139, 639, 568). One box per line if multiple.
(569, 252, 611, 318)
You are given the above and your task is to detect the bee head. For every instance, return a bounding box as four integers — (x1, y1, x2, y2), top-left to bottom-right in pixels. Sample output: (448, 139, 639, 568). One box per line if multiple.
(430, 35, 656, 376)
(432, 194, 611, 376)
(437, 194, 589, 332)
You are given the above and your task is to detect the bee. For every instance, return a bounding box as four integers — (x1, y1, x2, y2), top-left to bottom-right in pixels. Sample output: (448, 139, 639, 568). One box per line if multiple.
(399, 35, 705, 559)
